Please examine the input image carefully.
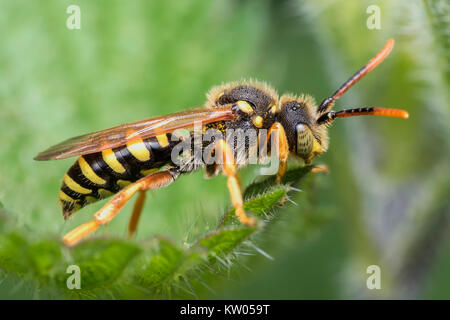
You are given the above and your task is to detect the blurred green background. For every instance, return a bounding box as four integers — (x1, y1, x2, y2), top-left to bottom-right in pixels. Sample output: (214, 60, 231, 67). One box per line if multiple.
(0, 0, 449, 299)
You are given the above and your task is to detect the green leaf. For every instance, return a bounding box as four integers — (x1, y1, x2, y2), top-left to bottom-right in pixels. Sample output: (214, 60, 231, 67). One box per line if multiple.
(243, 165, 314, 198)
(220, 185, 288, 226)
(195, 226, 258, 257)
(130, 237, 206, 296)
(28, 239, 63, 283)
(220, 165, 313, 226)
(57, 239, 141, 291)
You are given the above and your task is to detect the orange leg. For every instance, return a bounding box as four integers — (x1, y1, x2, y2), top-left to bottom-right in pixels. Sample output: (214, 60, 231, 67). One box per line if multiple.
(214, 139, 254, 226)
(268, 122, 290, 183)
(311, 164, 329, 174)
(63, 170, 178, 246)
(128, 190, 146, 238)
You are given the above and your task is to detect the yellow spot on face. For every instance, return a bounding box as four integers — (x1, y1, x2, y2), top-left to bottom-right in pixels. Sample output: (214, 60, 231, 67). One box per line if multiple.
(102, 149, 126, 174)
(156, 134, 169, 148)
(116, 179, 132, 189)
(78, 156, 106, 185)
(252, 115, 263, 128)
(140, 168, 158, 176)
(59, 190, 75, 202)
(305, 138, 324, 164)
(312, 138, 323, 155)
(127, 138, 151, 161)
(236, 100, 254, 114)
(98, 188, 114, 198)
(64, 174, 91, 194)
(269, 104, 277, 114)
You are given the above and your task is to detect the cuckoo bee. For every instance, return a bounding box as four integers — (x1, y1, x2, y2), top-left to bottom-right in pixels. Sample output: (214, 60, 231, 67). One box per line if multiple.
(35, 39, 408, 246)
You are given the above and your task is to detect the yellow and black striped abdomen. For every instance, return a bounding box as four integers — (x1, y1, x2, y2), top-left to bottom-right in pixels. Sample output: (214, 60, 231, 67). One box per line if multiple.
(59, 134, 173, 218)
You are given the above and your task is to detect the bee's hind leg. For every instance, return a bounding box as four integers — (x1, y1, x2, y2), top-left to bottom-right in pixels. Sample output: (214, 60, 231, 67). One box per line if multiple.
(62, 169, 179, 246)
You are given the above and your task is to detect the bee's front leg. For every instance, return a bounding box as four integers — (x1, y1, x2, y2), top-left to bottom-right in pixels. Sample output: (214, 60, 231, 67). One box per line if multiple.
(311, 164, 329, 174)
(267, 122, 290, 183)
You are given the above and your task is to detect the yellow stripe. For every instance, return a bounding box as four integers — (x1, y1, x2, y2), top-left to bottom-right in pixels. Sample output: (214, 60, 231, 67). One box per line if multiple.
(59, 190, 75, 202)
(140, 168, 158, 176)
(127, 138, 151, 161)
(78, 156, 106, 185)
(156, 134, 169, 148)
(85, 196, 98, 204)
(64, 174, 91, 194)
(102, 149, 126, 174)
(116, 179, 131, 189)
(98, 188, 114, 198)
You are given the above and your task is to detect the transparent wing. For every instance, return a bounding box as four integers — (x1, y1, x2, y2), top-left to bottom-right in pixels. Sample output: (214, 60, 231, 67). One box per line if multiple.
(35, 105, 235, 160)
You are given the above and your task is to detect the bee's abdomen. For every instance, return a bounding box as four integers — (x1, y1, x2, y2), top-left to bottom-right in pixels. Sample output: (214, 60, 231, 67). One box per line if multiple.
(59, 134, 174, 218)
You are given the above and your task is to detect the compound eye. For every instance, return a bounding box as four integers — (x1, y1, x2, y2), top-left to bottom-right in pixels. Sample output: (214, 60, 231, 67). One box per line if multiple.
(296, 124, 314, 158)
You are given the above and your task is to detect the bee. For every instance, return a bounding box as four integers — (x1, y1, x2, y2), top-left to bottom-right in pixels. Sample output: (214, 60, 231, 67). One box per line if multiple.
(35, 38, 408, 246)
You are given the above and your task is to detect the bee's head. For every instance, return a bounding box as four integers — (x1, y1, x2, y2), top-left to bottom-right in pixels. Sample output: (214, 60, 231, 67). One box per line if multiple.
(277, 95, 327, 164)
(276, 39, 410, 164)
(277, 93, 409, 164)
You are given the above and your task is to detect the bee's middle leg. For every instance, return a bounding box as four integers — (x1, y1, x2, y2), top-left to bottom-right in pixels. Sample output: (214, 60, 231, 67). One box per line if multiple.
(213, 139, 254, 226)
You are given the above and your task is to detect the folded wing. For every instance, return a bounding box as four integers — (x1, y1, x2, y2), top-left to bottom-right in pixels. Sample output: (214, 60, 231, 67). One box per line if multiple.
(35, 105, 235, 160)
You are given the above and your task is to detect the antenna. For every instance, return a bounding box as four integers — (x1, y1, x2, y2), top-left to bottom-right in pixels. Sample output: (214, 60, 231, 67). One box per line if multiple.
(317, 107, 409, 125)
(317, 39, 395, 115)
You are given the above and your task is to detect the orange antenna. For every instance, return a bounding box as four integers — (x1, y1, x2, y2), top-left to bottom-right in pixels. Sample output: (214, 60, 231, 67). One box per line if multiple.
(317, 39, 395, 115)
(317, 107, 409, 125)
